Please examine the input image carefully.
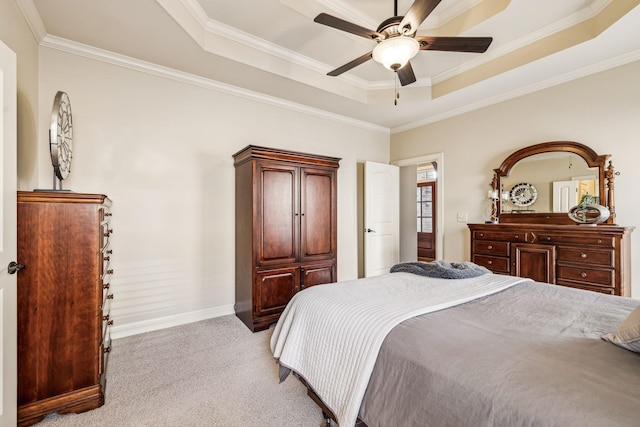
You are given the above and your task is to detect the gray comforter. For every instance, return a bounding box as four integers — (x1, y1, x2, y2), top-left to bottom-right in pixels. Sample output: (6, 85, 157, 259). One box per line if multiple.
(358, 281, 640, 427)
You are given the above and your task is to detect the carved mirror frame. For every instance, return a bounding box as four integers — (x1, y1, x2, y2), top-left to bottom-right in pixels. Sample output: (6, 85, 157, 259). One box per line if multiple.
(493, 141, 616, 225)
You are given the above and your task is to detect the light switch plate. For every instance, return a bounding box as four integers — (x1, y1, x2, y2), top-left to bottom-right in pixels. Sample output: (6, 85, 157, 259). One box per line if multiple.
(457, 212, 468, 223)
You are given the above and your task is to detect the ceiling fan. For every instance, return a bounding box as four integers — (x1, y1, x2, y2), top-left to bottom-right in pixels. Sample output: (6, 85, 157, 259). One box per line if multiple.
(314, 0, 493, 87)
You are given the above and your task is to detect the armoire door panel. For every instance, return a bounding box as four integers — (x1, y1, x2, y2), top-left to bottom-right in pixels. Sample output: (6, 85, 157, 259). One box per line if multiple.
(301, 262, 336, 290)
(300, 168, 336, 261)
(255, 267, 299, 317)
(258, 165, 298, 265)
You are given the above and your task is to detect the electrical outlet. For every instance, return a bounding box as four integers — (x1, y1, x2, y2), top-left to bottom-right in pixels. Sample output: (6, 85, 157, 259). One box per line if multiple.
(457, 212, 468, 223)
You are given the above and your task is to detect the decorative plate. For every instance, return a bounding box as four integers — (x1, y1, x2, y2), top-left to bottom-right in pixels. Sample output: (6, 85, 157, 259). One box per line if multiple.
(509, 183, 537, 207)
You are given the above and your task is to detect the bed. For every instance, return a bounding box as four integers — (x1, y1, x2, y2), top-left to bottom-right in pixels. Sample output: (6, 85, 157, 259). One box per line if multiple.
(270, 269, 640, 427)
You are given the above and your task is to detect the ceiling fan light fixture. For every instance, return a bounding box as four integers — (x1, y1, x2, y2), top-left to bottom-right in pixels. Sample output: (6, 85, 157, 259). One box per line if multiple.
(372, 36, 420, 71)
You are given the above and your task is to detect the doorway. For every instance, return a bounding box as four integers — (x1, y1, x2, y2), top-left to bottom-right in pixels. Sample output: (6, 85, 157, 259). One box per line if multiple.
(417, 163, 437, 261)
(395, 153, 444, 263)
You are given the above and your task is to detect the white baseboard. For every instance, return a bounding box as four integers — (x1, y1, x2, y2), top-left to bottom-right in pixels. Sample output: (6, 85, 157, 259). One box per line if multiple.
(110, 304, 235, 339)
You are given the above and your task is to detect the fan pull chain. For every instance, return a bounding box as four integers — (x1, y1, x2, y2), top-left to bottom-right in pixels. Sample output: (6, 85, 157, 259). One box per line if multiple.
(394, 72, 399, 106)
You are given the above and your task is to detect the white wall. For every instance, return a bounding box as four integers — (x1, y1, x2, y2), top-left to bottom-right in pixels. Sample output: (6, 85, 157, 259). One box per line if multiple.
(391, 59, 640, 298)
(35, 48, 389, 336)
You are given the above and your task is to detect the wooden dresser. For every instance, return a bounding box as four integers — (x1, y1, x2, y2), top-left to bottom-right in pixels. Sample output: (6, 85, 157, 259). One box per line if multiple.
(17, 191, 113, 426)
(468, 223, 633, 296)
(233, 146, 340, 332)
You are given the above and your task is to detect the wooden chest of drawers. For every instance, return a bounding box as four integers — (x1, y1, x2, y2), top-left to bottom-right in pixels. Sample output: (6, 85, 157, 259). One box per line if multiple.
(468, 223, 633, 296)
(17, 191, 113, 426)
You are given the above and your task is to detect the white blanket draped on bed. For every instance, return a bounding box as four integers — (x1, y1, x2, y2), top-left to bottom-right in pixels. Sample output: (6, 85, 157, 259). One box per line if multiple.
(270, 272, 531, 427)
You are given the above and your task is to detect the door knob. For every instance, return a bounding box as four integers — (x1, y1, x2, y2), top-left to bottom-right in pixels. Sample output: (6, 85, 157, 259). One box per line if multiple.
(365, 228, 376, 233)
(8, 261, 25, 274)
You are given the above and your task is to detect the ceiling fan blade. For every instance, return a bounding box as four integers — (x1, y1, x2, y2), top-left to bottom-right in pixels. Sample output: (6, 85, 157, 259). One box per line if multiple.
(314, 13, 381, 40)
(397, 62, 417, 86)
(399, 0, 442, 35)
(417, 36, 493, 53)
(327, 52, 373, 76)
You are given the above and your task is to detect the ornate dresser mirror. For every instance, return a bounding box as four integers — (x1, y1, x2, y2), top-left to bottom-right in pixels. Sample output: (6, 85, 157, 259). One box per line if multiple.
(491, 141, 616, 225)
(469, 141, 632, 297)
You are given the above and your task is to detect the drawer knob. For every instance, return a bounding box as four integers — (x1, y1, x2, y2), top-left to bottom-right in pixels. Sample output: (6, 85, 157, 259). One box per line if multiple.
(104, 229, 113, 237)
(107, 320, 114, 326)
(581, 272, 587, 278)
(581, 253, 587, 259)
(104, 346, 111, 353)
(487, 260, 493, 265)
(103, 283, 110, 289)
(106, 269, 114, 275)
(107, 294, 114, 300)
(103, 314, 110, 321)
(487, 245, 493, 250)
(107, 250, 113, 255)
(105, 212, 113, 217)
(514, 236, 519, 239)
(479, 233, 484, 237)
(104, 256, 110, 261)
(597, 239, 602, 244)
(546, 237, 551, 241)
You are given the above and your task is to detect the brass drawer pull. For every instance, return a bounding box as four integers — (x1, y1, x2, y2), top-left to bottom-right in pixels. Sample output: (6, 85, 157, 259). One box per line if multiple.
(487, 260, 493, 265)
(581, 272, 587, 278)
(581, 253, 587, 259)
(479, 233, 484, 237)
(487, 245, 493, 250)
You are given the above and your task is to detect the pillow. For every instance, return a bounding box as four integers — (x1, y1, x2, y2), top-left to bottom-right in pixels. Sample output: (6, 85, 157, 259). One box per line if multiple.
(602, 304, 640, 353)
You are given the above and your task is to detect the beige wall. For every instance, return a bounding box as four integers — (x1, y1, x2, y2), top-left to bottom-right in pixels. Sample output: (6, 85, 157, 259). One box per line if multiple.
(391, 59, 640, 298)
(31, 48, 389, 336)
(0, 0, 39, 190)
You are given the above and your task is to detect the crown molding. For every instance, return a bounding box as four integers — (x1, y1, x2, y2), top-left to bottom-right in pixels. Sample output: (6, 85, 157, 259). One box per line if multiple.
(432, 0, 613, 85)
(40, 35, 389, 134)
(15, 0, 47, 43)
(393, 49, 640, 134)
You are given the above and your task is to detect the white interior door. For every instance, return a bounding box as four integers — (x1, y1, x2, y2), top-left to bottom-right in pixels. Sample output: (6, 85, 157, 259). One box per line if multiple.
(0, 40, 18, 426)
(552, 180, 578, 212)
(364, 161, 399, 277)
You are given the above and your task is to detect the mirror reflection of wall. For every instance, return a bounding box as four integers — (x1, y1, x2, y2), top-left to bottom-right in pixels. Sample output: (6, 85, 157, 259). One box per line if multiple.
(502, 153, 598, 213)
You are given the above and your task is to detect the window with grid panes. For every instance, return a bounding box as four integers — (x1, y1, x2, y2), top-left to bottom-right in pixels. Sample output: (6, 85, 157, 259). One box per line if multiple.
(417, 184, 433, 233)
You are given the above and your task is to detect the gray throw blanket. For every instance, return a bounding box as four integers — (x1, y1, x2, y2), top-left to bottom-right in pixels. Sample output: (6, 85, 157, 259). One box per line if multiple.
(390, 261, 491, 279)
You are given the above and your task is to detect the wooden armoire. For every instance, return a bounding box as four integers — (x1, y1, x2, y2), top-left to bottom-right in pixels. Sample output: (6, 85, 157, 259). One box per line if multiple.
(17, 191, 113, 426)
(233, 146, 340, 332)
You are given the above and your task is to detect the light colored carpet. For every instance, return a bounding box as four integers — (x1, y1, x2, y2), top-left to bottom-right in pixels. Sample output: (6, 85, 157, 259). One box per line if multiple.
(36, 315, 327, 426)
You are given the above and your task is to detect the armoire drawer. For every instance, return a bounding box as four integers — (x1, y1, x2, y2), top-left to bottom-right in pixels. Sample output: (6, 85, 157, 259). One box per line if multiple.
(556, 265, 614, 287)
(472, 255, 510, 274)
(473, 240, 509, 256)
(556, 247, 614, 267)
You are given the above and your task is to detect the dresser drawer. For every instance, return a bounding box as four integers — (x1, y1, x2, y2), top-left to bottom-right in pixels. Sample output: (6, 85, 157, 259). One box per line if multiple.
(536, 233, 614, 248)
(557, 247, 614, 267)
(474, 230, 526, 242)
(556, 265, 614, 287)
(473, 255, 510, 274)
(473, 240, 509, 256)
(556, 281, 615, 295)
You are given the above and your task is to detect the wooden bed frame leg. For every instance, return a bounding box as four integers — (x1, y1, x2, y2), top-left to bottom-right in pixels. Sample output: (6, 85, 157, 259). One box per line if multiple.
(322, 412, 331, 426)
